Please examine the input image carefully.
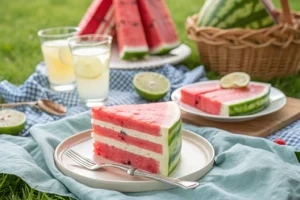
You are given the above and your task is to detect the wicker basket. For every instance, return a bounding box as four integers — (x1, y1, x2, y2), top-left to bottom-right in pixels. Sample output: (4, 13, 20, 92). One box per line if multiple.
(186, 11, 300, 80)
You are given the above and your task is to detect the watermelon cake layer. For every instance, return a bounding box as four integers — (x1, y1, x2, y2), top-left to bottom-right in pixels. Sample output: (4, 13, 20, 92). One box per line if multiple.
(137, 0, 180, 54)
(181, 82, 270, 116)
(78, 0, 115, 36)
(114, 0, 149, 60)
(91, 102, 182, 176)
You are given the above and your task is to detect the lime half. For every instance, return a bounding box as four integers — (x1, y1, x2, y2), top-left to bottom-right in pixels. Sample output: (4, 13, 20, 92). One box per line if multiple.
(220, 72, 251, 89)
(0, 109, 26, 135)
(133, 72, 171, 101)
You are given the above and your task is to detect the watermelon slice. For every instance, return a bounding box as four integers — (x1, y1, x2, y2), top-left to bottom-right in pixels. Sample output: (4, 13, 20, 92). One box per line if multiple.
(181, 82, 270, 116)
(91, 101, 181, 176)
(114, 0, 149, 60)
(137, 0, 180, 54)
(78, 0, 115, 36)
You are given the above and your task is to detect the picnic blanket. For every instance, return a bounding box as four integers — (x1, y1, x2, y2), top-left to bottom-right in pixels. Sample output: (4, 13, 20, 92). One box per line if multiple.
(0, 63, 299, 148)
(0, 63, 300, 200)
(1, 112, 300, 200)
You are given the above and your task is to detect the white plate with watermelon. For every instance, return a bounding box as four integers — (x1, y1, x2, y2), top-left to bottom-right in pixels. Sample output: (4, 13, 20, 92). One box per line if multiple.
(109, 44, 192, 69)
(171, 81, 287, 122)
(54, 129, 214, 192)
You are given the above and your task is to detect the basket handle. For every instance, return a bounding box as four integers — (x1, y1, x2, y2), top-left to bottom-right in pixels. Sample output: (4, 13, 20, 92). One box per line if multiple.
(280, 0, 293, 25)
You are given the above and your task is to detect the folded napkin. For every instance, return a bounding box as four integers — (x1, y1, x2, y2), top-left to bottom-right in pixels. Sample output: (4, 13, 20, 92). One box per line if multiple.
(0, 63, 207, 136)
(0, 111, 299, 200)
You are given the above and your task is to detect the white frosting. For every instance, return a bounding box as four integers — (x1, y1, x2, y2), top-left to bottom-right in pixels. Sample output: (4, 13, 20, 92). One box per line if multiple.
(91, 119, 164, 143)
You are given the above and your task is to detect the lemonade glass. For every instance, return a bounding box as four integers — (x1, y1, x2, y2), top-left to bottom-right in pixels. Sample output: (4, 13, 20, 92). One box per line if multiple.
(68, 34, 112, 106)
(38, 27, 79, 91)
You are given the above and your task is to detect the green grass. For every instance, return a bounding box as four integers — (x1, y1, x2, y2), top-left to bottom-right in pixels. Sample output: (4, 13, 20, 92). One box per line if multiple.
(0, 0, 299, 199)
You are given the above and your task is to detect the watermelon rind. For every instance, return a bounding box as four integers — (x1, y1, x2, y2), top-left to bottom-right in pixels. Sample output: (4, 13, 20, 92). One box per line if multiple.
(220, 83, 271, 116)
(160, 102, 181, 175)
(228, 93, 270, 116)
(168, 119, 182, 174)
(197, 0, 275, 29)
(120, 46, 149, 60)
(150, 41, 181, 55)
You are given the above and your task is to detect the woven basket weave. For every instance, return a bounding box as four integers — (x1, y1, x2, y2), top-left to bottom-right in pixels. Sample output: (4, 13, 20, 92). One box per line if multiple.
(186, 12, 300, 80)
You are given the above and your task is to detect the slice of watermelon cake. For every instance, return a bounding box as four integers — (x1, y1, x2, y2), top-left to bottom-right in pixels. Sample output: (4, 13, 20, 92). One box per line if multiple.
(91, 101, 181, 176)
(114, 0, 149, 60)
(78, 0, 115, 36)
(181, 82, 270, 116)
(137, 0, 180, 54)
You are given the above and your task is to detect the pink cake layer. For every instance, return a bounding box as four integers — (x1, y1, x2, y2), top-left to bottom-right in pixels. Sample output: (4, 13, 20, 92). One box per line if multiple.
(94, 142, 159, 174)
(92, 103, 170, 136)
(93, 124, 163, 154)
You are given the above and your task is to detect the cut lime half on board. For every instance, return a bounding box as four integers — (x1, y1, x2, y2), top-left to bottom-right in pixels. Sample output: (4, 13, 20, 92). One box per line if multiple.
(220, 72, 251, 88)
(133, 72, 171, 101)
(0, 109, 26, 135)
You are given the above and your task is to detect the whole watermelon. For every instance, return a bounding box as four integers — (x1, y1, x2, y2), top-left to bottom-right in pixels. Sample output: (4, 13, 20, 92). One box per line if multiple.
(197, 0, 275, 29)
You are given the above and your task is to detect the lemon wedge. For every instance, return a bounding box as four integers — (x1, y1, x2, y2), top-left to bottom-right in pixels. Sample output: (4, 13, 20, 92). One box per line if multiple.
(59, 46, 73, 66)
(220, 72, 250, 88)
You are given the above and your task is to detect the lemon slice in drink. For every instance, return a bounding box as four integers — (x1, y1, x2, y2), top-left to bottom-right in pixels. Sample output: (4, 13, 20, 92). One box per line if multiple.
(133, 72, 170, 101)
(0, 109, 26, 135)
(220, 72, 251, 88)
(74, 57, 105, 79)
(59, 46, 73, 66)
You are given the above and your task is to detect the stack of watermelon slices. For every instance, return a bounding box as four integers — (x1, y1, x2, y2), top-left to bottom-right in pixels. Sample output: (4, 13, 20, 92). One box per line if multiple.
(79, 0, 180, 60)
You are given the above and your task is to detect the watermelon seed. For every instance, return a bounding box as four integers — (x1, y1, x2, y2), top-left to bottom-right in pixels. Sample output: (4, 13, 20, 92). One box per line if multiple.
(120, 130, 127, 135)
(127, 161, 131, 165)
(133, 22, 138, 26)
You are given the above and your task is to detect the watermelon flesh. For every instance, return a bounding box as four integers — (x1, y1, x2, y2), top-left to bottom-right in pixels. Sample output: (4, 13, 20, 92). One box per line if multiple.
(114, 0, 149, 60)
(137, 0, 180, 54)
(181, 82, 220, 106)
(181, 82, 270, 116)
(91, 102, 182, 176)
(78, 0, 115, 36)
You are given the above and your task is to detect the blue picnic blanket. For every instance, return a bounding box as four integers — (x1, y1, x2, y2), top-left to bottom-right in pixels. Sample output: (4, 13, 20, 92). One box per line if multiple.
(0, 112, 300, 200)
(0, 63, 300, 200)
(0, 63, 299, 148)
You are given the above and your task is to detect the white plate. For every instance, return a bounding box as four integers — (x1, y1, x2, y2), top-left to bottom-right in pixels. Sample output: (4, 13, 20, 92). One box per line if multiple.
(171, 81, 287, 122)
(54, 129, 214, 192)
(109, 44, 191, 69)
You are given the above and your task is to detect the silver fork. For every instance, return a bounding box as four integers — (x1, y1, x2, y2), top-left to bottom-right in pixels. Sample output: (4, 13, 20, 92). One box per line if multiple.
(65, 149, 199, 189)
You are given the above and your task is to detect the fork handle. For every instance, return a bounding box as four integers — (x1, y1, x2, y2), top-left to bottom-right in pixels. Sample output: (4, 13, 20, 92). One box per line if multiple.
(132, 169, 199, 189)
(102, 163, 199, 189)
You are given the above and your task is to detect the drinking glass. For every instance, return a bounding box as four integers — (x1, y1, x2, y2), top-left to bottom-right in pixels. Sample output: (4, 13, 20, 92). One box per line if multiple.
(38, 27, 79, 91)
(68, 34, 112, 107)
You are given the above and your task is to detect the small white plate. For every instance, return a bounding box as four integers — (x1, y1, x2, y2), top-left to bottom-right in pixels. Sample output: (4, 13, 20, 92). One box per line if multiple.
(109, 44, 191, 69)
(54, 129, 214, 192)
(171, 81, 287, 122)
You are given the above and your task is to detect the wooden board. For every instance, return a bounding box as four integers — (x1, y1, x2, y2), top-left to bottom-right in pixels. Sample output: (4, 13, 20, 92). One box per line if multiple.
(181, 97, 300, 137)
